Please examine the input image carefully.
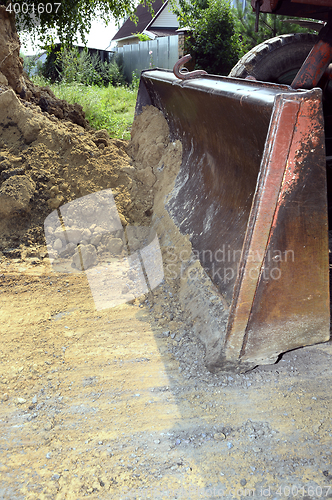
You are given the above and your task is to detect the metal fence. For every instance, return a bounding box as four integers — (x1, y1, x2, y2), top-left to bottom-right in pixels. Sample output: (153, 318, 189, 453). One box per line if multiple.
(114, 36, 179, 82)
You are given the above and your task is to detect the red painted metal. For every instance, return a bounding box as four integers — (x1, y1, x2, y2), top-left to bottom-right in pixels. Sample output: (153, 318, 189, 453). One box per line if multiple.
(225, 90, 329, 364)
(241, 92, 329, 362)
(291, 39, 332, 89)
(225, 97, 301, 360)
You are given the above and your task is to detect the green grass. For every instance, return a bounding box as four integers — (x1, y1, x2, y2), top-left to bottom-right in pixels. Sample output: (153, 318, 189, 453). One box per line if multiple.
(33, 77, 138, 140)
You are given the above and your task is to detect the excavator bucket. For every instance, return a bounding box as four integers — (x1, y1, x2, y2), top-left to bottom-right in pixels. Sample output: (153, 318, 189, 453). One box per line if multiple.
(136, 69, 330, 371)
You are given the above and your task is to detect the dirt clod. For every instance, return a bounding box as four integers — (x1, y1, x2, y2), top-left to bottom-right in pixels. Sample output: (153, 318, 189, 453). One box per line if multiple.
(0, 174, 35, 215)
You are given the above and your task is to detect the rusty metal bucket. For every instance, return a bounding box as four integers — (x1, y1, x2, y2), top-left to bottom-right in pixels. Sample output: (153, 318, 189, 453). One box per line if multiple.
(136, 69, 330, 370)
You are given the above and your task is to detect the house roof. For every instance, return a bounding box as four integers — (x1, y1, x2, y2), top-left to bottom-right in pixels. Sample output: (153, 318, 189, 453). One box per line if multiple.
(112, 0, 169, 41)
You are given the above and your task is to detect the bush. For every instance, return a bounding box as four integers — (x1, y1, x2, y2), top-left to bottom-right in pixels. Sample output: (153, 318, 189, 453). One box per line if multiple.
(173, 0, 241, 75)
(40, 46, 62, 83)
(107, 59, 126, 87)
(21, 53, 40, 78)
(41, 46, 125, 87)
(130, 71, 140, 91)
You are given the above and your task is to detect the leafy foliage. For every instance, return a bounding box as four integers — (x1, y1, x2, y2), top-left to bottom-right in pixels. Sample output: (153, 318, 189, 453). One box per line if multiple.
(172, 0, 241, 75)
(21, 52, 44, 77)
(39, 45, 61, 82)
(41, 46, 125, 87)
(107, 58, 126, 87)
(130, 70, 140, 91)
(135, 32, 151, 42)
(233, 0, 313, 56)
(0, 0, 153, 46)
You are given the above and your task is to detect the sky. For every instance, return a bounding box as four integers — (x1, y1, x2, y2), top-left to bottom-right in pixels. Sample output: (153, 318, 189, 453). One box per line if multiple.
(20, 17, 120, 55)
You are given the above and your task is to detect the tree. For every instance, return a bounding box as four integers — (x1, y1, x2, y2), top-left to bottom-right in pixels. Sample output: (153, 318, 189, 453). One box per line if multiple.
(0, 0, 152, 46)
(172, 0, 241, 75)
(233, 0, 313, 57)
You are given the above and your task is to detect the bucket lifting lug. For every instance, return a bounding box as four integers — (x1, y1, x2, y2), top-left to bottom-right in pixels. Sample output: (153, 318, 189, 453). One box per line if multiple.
(173, 54, 207, 80)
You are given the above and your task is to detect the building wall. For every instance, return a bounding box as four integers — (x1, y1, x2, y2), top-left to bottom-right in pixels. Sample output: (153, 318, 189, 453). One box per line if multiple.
(150, 3, 179, 28)
(117, 37, 140, 47)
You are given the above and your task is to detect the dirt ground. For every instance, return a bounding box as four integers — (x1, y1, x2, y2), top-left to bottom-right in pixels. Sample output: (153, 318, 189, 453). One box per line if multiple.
(1, 259, 332, 500)
(0, 23, 332, 497)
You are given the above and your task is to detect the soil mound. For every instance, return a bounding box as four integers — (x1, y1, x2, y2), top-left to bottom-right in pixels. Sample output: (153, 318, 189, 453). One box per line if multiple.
(0, 90, 158, 262)
(0, 5, 25, 94)
(0, 5, 88, 128)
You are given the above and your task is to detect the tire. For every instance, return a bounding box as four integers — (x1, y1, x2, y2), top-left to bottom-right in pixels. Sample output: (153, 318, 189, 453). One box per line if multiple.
(229, 33, 318, 85)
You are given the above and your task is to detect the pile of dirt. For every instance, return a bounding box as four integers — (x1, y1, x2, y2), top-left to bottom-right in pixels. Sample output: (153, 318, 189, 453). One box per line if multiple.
(23, 77, 89, 128)
(0, 90, 160, 262)
(0, 6, 186, 280)
(0, 5, 25, 94)
(0, 5, 88, 128)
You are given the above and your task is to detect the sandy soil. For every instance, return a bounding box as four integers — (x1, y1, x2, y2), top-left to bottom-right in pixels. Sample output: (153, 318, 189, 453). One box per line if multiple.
(1, 261, 332, 500)
(0, 12, 331, 496)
